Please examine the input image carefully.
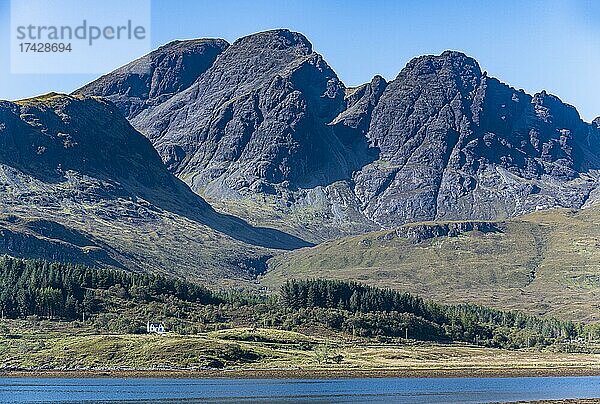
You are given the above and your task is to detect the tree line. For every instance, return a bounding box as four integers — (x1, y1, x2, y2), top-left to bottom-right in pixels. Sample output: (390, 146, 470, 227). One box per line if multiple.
(0, 256, 217, 320)
(280, 279, 581, 347)
(0, 256, 590, 349)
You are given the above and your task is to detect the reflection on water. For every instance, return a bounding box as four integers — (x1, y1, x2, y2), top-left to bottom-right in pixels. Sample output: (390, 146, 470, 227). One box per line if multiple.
(1, 376, 599, 403)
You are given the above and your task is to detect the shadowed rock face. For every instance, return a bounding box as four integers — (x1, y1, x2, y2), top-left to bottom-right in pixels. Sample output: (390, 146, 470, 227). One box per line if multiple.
(332, 75, 388, 139)
(0, 94, 179, 193)
(330, 75, 387, 170)
(77, 31, 600, 238)
(356, 52, 600, 226)
(75, 39, 229, 119)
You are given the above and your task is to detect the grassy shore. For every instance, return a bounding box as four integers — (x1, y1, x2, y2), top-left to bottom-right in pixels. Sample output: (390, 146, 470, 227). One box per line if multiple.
(2, 324, 600, 378)
(3, 367, 600, 380)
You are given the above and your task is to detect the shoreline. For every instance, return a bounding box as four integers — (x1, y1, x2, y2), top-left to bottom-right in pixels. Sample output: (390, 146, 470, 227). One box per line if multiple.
(3, 366, 600, 379)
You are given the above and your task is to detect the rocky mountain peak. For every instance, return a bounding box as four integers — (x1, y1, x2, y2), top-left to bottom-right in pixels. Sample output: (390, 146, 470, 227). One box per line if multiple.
(343, 75, 387, 109)
(74, 38, 229, 119)
(232, 29, 313, 54)
(331, 75, 388, 140)
(353, 50, 600, 227)
(366, 51, 482, 165)
(531, 90, 582, 127)
(167, 29, 321, 107)
(123, 29, 355, 193)
(400, 50, 482, 86)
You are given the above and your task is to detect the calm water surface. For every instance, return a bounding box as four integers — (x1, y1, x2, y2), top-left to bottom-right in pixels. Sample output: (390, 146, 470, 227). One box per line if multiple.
(1, 376, 600, 403)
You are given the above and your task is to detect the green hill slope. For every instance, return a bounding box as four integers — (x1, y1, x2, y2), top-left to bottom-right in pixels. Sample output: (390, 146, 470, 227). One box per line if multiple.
(264, 206, 600, 321)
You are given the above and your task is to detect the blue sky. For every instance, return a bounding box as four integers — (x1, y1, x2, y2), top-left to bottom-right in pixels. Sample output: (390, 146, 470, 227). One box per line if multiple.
(1, 0, 600, 120)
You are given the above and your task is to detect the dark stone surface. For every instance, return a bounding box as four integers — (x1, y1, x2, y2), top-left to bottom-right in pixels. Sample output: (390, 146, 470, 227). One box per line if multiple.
(395, 221, 502, 244)
(132, 29, 367, 193)
(356, 52, 600, 226)
(0, 94, 177, 193)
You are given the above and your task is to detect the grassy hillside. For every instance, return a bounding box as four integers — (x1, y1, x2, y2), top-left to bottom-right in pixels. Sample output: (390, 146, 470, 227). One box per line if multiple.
(264, 206, 600, 321)
(0, 204, 272, 287)
(0, 94, 311, 286)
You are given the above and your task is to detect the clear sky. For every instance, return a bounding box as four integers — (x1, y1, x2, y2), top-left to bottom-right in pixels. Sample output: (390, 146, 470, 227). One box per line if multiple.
(1, 0, 599, 120)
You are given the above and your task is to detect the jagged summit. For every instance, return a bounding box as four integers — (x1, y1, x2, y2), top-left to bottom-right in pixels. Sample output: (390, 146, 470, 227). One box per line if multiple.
(331, 75, 388, 137)
(128, 28, 355, 194)
(401, 50, 482, 80)
(232, 29, 313, 53)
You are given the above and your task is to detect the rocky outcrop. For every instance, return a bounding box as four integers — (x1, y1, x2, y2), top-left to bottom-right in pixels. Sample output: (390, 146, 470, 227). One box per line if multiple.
(394, 221, 501, 243)
(354, 52, 483, 224)
(331, 75, 388, 139)
(356, 52, 600, 226)
(131, 29, 369, 195)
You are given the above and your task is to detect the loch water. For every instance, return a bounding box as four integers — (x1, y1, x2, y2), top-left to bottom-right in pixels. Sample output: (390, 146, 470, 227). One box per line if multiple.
(2, 376, 600, 403)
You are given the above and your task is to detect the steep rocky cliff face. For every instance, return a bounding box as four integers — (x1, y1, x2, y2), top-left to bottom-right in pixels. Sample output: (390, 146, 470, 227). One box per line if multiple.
(354, 52, 484, 224)
(77, 30, 600, 240)
(0, 93, 309, 283)
(132, 30, 367, 194)
(355, 51, 600, 226)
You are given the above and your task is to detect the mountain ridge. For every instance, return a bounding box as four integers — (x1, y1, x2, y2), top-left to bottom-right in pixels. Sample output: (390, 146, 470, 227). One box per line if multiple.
(74, 38, 229, 120)
(76, 30, 600, 242)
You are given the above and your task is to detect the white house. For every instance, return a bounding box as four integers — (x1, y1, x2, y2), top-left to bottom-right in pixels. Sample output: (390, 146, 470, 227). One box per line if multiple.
(146, 321, 166, 334)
